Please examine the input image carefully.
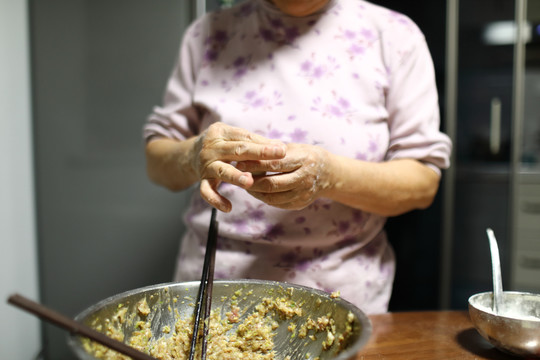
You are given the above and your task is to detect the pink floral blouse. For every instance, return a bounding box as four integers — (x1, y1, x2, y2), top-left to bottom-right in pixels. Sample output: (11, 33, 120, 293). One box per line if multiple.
(144, 0, 452, 314)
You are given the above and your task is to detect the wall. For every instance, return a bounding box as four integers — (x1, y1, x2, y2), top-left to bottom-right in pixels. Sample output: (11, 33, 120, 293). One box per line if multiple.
(30, 1, 194, 358)
(0, 0, 41, 359)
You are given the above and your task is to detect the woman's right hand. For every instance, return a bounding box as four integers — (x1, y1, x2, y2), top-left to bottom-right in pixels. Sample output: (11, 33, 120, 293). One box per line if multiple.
(191, 122, 287, 212)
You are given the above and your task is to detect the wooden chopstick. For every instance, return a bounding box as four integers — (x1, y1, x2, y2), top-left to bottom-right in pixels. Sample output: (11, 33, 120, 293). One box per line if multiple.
(188, 207, 219, 360)
(7, 293, 158, 360)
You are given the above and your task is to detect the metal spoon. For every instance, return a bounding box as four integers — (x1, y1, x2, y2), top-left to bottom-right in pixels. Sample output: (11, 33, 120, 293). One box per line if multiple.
(486, 228, 503, 314)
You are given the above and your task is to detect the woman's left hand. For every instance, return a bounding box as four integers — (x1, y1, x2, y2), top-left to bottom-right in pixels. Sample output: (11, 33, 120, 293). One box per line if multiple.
(236, 143, 333, 210)
(236, 142, 441, 216)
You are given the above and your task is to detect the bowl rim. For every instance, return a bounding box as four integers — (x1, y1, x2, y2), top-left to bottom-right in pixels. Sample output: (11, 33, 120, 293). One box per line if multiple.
(468, 290, 540, 303)
(468, 290, 540, 322)
(68, 279, 373, 360)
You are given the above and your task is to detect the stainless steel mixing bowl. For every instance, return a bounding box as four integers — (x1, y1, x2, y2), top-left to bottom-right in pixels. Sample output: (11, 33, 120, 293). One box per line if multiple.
(68, 280, 372, 360)
(469, 291, 540, 358)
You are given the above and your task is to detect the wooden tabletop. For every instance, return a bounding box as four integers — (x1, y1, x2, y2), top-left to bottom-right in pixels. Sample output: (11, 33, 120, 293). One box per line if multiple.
(356, 311, 519, 359)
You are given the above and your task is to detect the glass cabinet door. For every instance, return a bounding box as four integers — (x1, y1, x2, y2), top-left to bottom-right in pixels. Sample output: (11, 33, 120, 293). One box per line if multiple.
(448, 0, 540, 308)
(449, 0, 516, 308)
(510, 1, 540, 293)
(522, 4, 540, 167)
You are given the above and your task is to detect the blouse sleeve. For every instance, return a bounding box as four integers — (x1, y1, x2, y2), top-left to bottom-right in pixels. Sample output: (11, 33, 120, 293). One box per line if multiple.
(143, 20, 204, 143)
(383, 18, 452, 175)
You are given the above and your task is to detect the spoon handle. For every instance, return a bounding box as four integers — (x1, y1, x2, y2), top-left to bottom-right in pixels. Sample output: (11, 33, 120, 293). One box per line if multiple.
(486, 228, 503, 313)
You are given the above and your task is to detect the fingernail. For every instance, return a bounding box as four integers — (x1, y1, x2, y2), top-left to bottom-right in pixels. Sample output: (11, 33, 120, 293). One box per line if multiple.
(239, 175, 248, 186)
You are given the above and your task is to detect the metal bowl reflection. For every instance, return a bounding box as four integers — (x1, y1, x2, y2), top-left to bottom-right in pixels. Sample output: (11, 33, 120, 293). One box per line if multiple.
(469, 291, 540, 358)
(68, 279, 372, 360)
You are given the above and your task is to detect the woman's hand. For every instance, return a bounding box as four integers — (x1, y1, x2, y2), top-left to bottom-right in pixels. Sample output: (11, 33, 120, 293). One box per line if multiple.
(237, 143, 332, 210)
(191, 122, 287, 212)
(237, 143, 441, 216)
(146, 122, 286, 213)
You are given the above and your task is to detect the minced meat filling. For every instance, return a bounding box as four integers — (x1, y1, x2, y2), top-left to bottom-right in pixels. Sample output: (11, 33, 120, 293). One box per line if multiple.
(82, 288, 355, 360)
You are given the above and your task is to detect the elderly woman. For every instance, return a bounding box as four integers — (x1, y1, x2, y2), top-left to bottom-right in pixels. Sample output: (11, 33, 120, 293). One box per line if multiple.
(144, 0, 452, 314)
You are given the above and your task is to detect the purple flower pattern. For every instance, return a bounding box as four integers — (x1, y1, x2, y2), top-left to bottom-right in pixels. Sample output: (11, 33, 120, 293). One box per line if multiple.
(267, 128, 284, 139)
(262, 222, 285, 242)
(310, 91, 356, 123)
(202, 29, 230, 65)
(239, 87, 283, 111)
(256, 15, 302, 46)
(289, 128, 308, 143)
(333, 26, 378, 60)
(254, 120, 312, 143)
(244, 202, 265, 221)
(298, 55, 340, 85)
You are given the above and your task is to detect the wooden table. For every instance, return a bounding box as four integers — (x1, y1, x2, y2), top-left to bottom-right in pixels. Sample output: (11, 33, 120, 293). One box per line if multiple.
(356, 311, 520, 359)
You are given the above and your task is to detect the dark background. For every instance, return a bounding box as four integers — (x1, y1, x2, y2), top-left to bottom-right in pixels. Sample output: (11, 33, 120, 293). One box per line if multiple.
(373, 0, 448, 311)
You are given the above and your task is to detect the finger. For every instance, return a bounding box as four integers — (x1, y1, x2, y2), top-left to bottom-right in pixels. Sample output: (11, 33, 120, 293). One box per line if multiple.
(200, 179, 232, 212)
(219, 124, 286, 147)
(203, 161, 254, 189)
(248, 172, 298, 193)
(235, 159, 300, 173)
(208, 123, 287, 160)
(211, 141, 287, 162)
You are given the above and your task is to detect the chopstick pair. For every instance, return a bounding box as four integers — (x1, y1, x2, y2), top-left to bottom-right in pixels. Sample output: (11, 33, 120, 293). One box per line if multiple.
(188, 207, 219, 360)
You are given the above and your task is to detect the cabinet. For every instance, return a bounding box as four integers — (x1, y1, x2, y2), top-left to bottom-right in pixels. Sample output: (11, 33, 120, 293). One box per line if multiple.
(443, 0, 540, 308)
(513, 179, 540, 291)
(510, 1, 540, 294)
